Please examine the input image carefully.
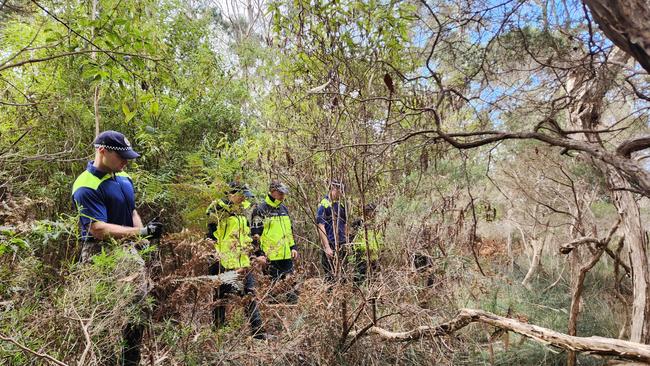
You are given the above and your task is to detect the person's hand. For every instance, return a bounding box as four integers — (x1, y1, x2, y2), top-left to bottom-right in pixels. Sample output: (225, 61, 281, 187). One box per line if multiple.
(291, 249, 298, 260)
(140, 221, 163, 239)
(324, 246, 334, 257)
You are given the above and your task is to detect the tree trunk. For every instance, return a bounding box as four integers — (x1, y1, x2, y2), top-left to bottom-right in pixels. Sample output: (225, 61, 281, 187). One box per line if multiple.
(91, 0, 100, 136)
(607, 167, 650, 343)
(567, 215, 586, 366)
(506, 224, 514, 274)
(583, 0, 650, 74)
(564, 48, 650, 343)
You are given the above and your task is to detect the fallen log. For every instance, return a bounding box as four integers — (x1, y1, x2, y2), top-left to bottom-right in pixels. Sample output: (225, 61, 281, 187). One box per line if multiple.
(348, 308, 650, 363)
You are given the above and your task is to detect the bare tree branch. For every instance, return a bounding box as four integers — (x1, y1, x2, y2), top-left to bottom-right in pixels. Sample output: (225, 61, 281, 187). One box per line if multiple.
(0, 50, 163, 73)
(0, 333, 68, 366)
(560, 218, 620, 254)
(616, 135, 650, 157)
(559, 237, 600, 254)
(320, 123, 650, 198)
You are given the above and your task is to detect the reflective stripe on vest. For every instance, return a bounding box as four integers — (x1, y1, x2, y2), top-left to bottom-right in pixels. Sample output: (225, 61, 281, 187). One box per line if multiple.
(72, 170, 130, 195)
(213, 213, 252, 270)
(319, 198, 331, 209)
(319, 197, 344, 209)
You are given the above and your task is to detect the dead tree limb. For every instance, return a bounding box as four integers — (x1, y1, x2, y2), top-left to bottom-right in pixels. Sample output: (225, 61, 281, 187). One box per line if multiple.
(71, 305, 96, 366)
(567, 221, 620, 365)
(0, 333, 68, 366)
(617, 135, 650, 158)
(558, 220, 630, 275)
(348, 308, 650, 363)
(167, 272, 241, 287)
(560, 237, 600, 254)
(557, 220, 621, 365)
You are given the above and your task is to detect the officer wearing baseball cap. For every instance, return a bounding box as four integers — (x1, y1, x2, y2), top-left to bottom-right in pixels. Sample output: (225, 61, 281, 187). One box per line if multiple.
(73, 131, 161, 246)
(72, 130, 162, 365)
(316, 179, 349, 282)
(205, 181, 266, 339)
(251, 180, 299, 303)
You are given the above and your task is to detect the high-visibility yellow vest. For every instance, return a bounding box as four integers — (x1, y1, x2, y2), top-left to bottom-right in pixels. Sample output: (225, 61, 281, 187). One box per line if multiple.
(211, 200, 253, 270)
(259, 195, 295, 261)
(352, 227, 382, 261)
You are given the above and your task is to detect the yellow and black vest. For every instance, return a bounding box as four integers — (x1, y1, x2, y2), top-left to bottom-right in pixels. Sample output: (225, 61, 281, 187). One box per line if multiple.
(207, 199, 253, 270)
(251, 194, 295, 261)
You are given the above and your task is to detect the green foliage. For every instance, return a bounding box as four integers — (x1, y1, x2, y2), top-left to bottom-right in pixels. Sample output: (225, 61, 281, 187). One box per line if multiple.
(591, 200, 617, 219)
(0, 228, 29, 256)
(459, 254, 621, 366)
(0, 0, 252, 221)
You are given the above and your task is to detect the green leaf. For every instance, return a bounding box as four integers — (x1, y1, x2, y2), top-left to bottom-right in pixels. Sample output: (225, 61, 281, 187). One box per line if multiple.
(81, 65, 101, 80)
(9, 237, 28, 250)
(122, 102, 136, 123)
(122, 102, 131, 116)
(150, 100, 159, 116)
(107, 31, 121, 47)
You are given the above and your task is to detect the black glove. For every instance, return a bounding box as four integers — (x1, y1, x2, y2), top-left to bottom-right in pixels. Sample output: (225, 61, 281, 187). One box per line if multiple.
(206, 222, 217, 240)
(140, 221, 163, 239)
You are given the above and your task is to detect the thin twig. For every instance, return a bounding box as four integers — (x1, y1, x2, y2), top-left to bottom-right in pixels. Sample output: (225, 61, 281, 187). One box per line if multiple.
(0, 333, 69, 366)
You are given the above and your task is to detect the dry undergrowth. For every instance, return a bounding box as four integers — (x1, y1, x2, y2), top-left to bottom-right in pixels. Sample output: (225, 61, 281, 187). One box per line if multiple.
(142, 230, 473, 365)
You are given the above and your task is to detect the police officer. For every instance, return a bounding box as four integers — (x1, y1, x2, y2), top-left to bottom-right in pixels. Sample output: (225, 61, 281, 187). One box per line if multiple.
(206, 182, 266, 339)
(251, 181, 298, 302)
(316, 179, 349, 282)
(72, 130, 162, 366)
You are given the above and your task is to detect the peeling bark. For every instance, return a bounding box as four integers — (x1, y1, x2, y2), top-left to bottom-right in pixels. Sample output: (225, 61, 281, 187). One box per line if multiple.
(564, 47, 650, 344)
(583, 0, 650, 73)
(608, 168, 650, 343)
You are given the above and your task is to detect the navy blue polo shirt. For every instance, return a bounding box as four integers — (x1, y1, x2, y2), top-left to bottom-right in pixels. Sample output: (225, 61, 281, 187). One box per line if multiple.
(316, 195, 347, 247)
(72, 162, 136, 240)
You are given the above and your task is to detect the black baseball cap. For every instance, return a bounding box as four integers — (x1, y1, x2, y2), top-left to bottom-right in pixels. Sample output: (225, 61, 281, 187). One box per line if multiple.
(330, 179, 344, 189)
(269, 181, 289, 194)
(93, 130, 140, 159)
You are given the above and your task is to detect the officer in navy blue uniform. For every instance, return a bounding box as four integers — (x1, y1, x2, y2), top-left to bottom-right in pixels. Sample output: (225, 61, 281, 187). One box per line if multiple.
(72, 130, 162, 366)
(73, 131, 162, 260)
(316, 179, 349, 282)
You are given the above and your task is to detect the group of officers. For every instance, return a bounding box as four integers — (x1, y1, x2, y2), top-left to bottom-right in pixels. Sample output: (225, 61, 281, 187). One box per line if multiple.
(72, 131, 383, 364)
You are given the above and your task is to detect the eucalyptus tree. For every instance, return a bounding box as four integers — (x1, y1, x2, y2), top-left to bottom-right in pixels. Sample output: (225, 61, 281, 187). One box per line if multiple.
(268, 0, 650, 350)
